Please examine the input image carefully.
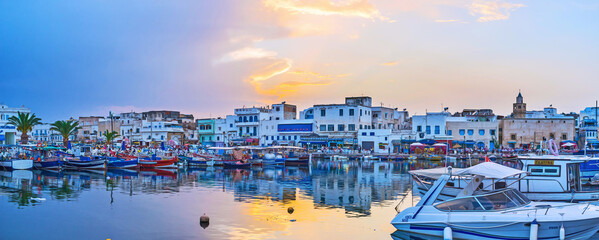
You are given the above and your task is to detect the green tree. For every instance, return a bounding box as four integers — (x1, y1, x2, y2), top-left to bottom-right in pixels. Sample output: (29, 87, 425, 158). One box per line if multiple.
(104, 130, 120, 145)
(7, 112, 42, 144)
(50, 120, 81, 147)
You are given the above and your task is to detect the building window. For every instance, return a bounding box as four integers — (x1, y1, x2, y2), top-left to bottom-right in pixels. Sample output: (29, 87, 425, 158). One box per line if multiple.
(349, 109, 354, 116)
(348, 124, 355, 131)
(447, 130, 453, 135)
(385, 113, 388, 119)
(490, 129, 496, 136)
(328, 124, 334, 131)
(339, 109, 343, 116)
(562, 133, 567, 140)
(467, 129, 474, 136)
(434, 126, 440, 134)
(550, 133, 555, 139)
(426, 126, 431, 134)
(359, 125, 363, 129)
(338, 124, 345, 131)
(459, 129, 465, 136)
(360, 109, 363, 116)
(361, 132, 366, 136)
(321, 109, 326, 117)
(511, 134, 517, 140)
(479, 130, 485, 135)
(417, 126, 422, 132)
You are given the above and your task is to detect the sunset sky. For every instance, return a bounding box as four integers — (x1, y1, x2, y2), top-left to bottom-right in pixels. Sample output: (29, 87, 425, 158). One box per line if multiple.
(2, 0, 599, 121)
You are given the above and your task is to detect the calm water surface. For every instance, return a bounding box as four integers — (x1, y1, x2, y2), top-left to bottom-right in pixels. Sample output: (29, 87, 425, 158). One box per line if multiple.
(3, 160, 594, 240)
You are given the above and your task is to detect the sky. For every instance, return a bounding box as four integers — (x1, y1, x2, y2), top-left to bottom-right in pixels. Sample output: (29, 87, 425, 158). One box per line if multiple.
(1, 0, 599, 121)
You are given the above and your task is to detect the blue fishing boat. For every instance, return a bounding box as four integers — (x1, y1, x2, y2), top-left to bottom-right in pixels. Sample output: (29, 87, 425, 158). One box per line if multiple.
(107, 159, 138, 169)
(33, 159, 63, 169)
(64, 159, 106, 169)
(223, 161, 251, 168)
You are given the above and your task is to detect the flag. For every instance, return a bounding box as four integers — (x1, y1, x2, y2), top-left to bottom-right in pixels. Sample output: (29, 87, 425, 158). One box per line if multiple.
(485, 155, 491, 162)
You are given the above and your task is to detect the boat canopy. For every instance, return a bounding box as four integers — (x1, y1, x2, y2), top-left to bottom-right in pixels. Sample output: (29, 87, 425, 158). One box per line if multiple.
(410, 167, 462, 179)
(410, 162, 526, 180)
(457, 162, 527, 179)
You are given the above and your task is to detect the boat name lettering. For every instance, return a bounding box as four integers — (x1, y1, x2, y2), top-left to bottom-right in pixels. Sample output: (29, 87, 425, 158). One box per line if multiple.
(534, 160, 554, 165)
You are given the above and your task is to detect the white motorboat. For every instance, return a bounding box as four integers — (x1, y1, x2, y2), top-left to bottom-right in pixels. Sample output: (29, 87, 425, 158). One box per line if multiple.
(392, 164, 599, 239)
(0, 159, 33, 170)
(412, 157, 599, 202)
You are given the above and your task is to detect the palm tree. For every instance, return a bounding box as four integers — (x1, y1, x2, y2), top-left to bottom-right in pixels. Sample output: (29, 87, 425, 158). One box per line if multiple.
(50, 120, 81, 147)
(7, 112, 42, 144)
(104, 130, 120, 145)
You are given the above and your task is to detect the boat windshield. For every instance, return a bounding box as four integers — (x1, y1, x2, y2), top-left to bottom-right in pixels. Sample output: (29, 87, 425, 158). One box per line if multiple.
(435, 189, 530, 211)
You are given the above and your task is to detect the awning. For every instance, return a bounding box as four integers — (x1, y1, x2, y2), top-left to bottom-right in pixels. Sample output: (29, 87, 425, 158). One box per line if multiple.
(456, 162, 527, 179)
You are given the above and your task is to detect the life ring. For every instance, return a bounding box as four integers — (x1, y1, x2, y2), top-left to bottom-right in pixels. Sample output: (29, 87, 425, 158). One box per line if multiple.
(548, 139, 559, 156)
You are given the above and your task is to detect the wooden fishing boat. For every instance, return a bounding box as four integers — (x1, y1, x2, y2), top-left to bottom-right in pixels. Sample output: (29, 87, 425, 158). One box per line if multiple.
(33, 159, 63, 169)
(138, 158, 177, 169)
(107, 159, 139, 169)
(223, 161, 251, 168)
(284, 156, 309, 166)
(64, 159, 106, 169)
(0, 159, 34, 170)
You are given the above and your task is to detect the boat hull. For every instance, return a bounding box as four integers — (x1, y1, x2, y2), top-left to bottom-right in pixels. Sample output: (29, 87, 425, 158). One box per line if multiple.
(139, 159, 177, 169)
(1, 160, 34, 170)
(33, 160, 63, 169)
(64, 160, 106, 169)
(107, 159, 139, 169)
(223, 162, 251, 168)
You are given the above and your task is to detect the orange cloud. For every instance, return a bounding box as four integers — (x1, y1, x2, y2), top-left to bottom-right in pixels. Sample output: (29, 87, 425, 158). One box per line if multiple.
(247, 60, 345, 101)
(469, 0, 524, 22)
(263, 0, 390, 22)
(381, 61, 399, 66)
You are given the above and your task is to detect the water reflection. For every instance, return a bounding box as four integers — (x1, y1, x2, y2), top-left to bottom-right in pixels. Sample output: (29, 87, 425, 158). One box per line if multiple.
(0, 159, 481, 239)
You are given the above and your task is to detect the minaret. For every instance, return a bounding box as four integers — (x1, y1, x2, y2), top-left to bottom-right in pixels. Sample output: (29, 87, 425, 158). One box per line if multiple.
(513, 90, 526, 118)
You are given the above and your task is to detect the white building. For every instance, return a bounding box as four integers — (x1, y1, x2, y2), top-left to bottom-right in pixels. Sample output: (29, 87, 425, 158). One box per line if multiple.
(214, 115, 238, 146)
(0, 104, 32, 144)
(302, 97, 373, 140)
(119, 112, 143, 143)
(141, 120, 184, 144)
(411, 111, 451, 141)
(357, 129, 404, 153)
(260, 119, 315, 146)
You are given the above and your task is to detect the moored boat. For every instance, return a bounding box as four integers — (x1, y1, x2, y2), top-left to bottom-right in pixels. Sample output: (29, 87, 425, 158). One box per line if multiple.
(64, 159, 107, 169)
(33, 159, 63, 169)
(392, 165, 599, 240)
(107, 159, 139, 169)
(223, 161, 251, 168)
(0, 159, 34, 170)
(139, 158, 177, 169)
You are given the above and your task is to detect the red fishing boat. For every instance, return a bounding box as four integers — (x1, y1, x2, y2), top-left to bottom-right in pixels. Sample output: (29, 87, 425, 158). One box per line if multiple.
(138, 158, 177, 169)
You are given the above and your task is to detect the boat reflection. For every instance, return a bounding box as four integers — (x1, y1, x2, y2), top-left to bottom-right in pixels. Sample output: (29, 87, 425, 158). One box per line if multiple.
(0, 160, 432, 213)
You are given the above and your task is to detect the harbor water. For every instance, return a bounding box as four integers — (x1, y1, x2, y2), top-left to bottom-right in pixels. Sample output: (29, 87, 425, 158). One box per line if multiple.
(2, 159, 599, 240)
